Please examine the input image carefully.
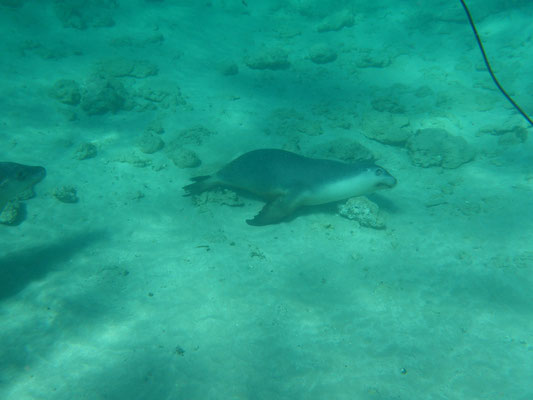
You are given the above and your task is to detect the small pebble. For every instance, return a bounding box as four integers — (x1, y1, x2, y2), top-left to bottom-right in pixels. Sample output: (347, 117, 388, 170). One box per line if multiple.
(53, 186, 78, 203)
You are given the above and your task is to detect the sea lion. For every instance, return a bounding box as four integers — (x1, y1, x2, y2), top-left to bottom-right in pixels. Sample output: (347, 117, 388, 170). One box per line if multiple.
(183, 149, 396, 226)
(0, 162, 46, 213)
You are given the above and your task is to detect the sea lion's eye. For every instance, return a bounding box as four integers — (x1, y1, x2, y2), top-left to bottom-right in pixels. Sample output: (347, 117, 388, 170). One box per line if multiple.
(16, 171, 28, 180)
(375, 168, 384, 176)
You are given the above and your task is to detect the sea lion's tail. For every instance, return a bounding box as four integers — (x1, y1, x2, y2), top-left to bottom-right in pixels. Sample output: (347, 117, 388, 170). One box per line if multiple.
(182, 175, 213, 196)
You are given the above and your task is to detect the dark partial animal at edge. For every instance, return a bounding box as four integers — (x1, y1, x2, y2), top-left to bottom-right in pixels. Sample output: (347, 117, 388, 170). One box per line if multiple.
(0, 162, 46, 214)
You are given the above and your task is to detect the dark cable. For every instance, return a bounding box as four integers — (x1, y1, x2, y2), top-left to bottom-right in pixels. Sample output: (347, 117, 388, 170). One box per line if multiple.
(459, 0, 533, 126)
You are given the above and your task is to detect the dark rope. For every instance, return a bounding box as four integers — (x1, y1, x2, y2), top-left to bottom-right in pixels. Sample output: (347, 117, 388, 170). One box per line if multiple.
(459, 0, 533, 126)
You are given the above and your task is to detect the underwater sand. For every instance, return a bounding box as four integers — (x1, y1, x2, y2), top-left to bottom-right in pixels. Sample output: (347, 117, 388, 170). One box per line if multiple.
(1, 1, 533, 399)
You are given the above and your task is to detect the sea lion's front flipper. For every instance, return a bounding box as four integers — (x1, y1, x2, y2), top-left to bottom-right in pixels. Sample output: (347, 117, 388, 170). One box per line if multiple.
(246, 194, 299, 226)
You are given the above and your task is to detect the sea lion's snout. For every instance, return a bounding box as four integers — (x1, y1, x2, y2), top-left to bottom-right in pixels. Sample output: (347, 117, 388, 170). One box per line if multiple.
(20, 165, 46, 185)
(10, 164, 46, 183)
(33, 166, 47, 182)
(372, 166, 397, 189)
(381, 174, 397, 188)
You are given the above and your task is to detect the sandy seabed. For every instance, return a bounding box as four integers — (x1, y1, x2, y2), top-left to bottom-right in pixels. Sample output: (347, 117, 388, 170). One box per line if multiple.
(1, 1, 533, 399)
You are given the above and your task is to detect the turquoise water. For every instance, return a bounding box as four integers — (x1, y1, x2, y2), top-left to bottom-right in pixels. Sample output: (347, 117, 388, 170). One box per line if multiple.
(1, 0, 532, 398)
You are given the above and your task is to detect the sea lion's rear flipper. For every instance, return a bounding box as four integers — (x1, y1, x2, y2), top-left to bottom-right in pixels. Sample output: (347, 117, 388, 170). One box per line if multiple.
(246, 194, 299, 226)
(182, 175, 213, 196)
